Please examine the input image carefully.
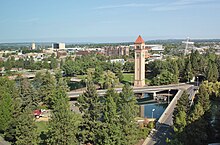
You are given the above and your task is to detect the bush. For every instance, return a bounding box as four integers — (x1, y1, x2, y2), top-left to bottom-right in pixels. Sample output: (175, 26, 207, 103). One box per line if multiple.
(147, 121, 155, 129)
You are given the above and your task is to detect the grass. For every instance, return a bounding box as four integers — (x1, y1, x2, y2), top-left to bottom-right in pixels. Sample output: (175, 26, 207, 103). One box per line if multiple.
(35, 121, 48, 133)
(122, 73, 134, 84)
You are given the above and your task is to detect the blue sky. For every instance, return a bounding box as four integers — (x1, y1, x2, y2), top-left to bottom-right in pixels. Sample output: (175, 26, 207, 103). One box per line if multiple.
(0, 0, 220, 43)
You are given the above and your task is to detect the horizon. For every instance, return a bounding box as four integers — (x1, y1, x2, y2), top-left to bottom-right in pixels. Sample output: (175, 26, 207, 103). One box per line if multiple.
(1, 0, 220, 43)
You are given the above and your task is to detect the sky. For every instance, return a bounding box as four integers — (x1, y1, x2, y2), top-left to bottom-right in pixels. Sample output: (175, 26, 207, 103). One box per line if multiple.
(0, 0, 220, 43)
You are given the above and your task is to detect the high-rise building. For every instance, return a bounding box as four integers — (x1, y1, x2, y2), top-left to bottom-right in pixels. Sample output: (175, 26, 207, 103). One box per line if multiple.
(53, 43, 65, 49)
(134, 35, 146, 87)
(31, 42, 36, 50)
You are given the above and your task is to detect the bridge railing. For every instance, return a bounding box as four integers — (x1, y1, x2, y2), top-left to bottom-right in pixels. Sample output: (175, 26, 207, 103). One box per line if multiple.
(156, 89, 183, 127)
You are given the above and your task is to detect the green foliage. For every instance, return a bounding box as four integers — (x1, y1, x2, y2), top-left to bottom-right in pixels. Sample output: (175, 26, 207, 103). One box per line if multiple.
(33, 71, 57, 108)
(123, 61, 134, 72)
(151, 70, 178, 85)
(0, 78, 17, 133)
(46, 78, 79, 145)
(15, 107, 38, 145)
(77, 81, 102, 144)
(101, 70, 119, 89)
(0, 92, 13, 132)
(197, 84, 211, 112)
(173, 91, 189, 133)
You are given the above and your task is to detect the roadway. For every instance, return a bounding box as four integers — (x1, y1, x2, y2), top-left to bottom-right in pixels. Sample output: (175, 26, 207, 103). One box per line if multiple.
(67, 83, 192, 98)
(142, 85, 197, 145)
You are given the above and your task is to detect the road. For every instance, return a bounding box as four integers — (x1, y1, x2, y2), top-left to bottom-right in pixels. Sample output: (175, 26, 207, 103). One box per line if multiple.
(142, 85, 198, 145)
(68, 83, 192, 98)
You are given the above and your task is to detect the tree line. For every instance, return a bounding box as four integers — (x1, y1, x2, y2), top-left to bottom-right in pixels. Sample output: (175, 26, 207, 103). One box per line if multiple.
(0, 71, 151, 145)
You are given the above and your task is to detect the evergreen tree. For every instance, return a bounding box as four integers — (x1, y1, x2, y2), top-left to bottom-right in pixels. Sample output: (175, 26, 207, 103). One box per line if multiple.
(0, 92, 13, 132)
(119, 84, 139, 145)
(0, 78, 17, 133)
(46, 78, 79, 145)
(197, 84, 211, 112)
(15, 107, 38, 145)
(212, 63, 219, 82)
(184, 60, 193, 82)
(173, 91, 189, 133)
(33, 71, 56, 108)
(17, 78, 38, 109)
(188, 102, 204, 124)
(173, 110, 187, 133)
(100, 88, 122, 145)
(77, 81, 102, 144)
(207, 61, 214, 82)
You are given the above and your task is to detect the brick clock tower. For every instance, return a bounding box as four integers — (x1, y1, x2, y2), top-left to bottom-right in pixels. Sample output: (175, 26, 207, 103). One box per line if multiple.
(134, 35, 145, 87)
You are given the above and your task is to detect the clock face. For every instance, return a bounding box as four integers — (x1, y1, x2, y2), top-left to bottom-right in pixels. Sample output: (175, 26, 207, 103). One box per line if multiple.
(136, 53, 140, 57)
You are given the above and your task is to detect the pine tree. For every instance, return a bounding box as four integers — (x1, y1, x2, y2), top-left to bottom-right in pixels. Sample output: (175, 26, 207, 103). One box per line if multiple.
(77, 81, 102, 144)
(33, 71, 56, 108)
(184, 60, 193, 82)
(212, 63, 219, 82)
(197, 84, 210, 112)
(119, 84, 139, 145)
(188, 103, 204, 124)
(17, 78, 38, 109)
(173, 110, 187, 133)
(173, 91, 189, 133)
(100, 88, 122, 145)
(46, 78, 79, 145)
(15, 107, 38, 145)
(0, 78, 17, 134)
(0, 92, 13, 132)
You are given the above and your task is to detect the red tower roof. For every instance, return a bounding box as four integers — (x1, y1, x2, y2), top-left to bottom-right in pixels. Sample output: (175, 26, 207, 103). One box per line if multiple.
(135, 35, 145, 44)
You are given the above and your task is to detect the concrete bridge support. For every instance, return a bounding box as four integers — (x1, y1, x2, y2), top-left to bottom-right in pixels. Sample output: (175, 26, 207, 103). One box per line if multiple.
(137, 93, 145, 118)
(153, 92, 157, 100)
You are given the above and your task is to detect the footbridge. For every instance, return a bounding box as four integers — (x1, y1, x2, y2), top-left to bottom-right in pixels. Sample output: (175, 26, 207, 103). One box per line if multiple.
(68, 83, 192, 99)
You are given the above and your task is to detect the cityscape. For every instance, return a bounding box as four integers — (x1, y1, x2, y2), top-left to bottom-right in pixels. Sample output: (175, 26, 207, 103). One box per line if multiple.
(1, 0, 220, 145)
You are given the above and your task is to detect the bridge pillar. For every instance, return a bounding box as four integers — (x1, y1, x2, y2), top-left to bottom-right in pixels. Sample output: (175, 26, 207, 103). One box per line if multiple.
(153, 92, 157, 100)
(139, 93, 145, 118)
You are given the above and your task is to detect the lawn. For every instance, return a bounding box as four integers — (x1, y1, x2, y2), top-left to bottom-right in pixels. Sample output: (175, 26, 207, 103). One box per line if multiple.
(35, 121, 48, 133)
(122, 73, 134, 85)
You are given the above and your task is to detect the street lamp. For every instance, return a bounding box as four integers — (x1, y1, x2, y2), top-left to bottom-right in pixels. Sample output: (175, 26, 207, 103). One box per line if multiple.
(152, 109, 155, 119)
(196, 76, 199, 86)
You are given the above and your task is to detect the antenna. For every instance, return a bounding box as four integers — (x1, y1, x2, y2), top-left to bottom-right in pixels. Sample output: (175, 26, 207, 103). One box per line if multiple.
(182, 37, 194, 56)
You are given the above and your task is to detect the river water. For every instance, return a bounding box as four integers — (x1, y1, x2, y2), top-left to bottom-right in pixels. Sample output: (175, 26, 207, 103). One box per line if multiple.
(142, 93, 168, 119)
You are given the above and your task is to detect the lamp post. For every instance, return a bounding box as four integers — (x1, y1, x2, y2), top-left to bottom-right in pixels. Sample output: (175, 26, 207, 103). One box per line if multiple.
(152, 109, 155, 119)
(196, 76, 199, 86)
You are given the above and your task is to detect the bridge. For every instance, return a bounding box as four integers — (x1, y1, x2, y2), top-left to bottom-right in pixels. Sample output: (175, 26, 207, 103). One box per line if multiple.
(142, 85, 198, 145)
(67, 83, 192, 98)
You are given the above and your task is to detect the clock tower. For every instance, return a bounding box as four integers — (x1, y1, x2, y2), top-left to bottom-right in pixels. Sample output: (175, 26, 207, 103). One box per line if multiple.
(134, 35, 145, 87)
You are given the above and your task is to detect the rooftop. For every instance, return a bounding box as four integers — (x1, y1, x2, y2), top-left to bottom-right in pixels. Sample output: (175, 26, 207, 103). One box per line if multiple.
(135, 35, 145, 44)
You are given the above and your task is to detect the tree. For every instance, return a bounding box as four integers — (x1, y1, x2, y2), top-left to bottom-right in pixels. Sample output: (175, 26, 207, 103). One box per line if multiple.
(46, 78, 79, 145)
(151, 70, 177, 86)
(123, 61, 134, 72)
(100, 89, 122, 145)
(173, 91, 189, 133)
(101, 70, 119, 89)
(0, 78, 17, 133)
(17, 78, 38, 109)
(33, 71, 56, 108)
(119, 84, 139, 145)
(77, 81, 102, 144)
(184, 60, 193, 82)
(173, 110, 187, 133)
(188, 102, 204, 124)
(0, 92, 13, 132)
(197, 84, 210, 112)
(15, 107, 38, 145)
